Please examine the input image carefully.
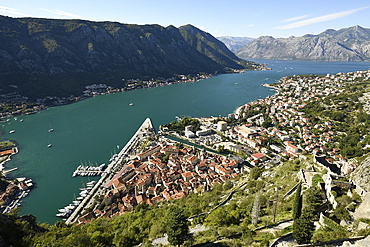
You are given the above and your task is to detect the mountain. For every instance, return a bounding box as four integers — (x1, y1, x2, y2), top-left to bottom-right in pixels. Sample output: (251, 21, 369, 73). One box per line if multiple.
(0, 16, 260, 100)
(236, 25, 370, 61)
(216, 36, 254, 52)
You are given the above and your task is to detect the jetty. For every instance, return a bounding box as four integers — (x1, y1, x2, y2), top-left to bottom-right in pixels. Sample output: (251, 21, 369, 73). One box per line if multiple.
(65, 117, 153, 224)
(3, 167, 17, 175)
(72, 163, 105, 177)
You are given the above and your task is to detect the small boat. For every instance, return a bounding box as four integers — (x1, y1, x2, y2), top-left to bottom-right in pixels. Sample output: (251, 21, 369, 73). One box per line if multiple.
(48, 123, 54, 132)
(20, 119, 23, 122)
(56, 213, 67, 217)
(129, 103, 134, 106)
(9, 130, 15, 133)
(47, 144, 52, 148)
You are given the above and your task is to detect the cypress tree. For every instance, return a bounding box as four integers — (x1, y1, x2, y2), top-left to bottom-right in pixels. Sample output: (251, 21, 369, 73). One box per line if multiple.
(166, 206, 190, 247)
(293, 209, 315, 244)
(251, 192, 261, 227)
(292, 183, 302, 219)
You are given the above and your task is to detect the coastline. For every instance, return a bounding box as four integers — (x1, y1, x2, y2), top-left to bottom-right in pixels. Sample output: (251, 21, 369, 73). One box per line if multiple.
(234, 82, 280, 117)
(0, 63, 271, 121)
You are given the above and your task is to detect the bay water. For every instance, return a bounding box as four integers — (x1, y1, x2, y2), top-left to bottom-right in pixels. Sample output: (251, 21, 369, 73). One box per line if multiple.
(1, 59, 370, 224)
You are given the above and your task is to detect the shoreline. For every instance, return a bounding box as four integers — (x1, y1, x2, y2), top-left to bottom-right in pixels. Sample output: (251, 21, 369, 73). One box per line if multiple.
(234, 82, 280, 117)
(0, 64, 271, 121)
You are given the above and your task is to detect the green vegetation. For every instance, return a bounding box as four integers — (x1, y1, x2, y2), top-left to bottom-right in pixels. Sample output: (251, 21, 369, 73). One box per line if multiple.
(312, 215, 349, 242)
(292, 183, 302, 220)
(311, 174, 324, 186)
(166, 206, 191, 246)
(293, 186, 324, 244)
(303, 80, 370, 158)
(162, 118, 201, 135)
(0, 141, 15, 151)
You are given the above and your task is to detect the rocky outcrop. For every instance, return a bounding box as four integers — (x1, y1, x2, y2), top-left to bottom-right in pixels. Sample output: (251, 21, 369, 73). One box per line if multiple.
(353, 193, 370, 220)
(236, 25, 370, 61)
(351, 156, 370, 195)
(342, 235, 370, 247)
(351, 157, 370, 220)
(0, 16, 260, 100)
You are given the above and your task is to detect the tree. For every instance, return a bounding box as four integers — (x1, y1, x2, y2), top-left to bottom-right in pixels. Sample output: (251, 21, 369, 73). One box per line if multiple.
(292, 183, 302, 219)
(251, 192, 261, 227)
(166, 206, 190, 246)
(249, 167, 263, 180)
(272, 187, 279, 223)
(293, 210, 315, 244)
(304, 186, 323, 221)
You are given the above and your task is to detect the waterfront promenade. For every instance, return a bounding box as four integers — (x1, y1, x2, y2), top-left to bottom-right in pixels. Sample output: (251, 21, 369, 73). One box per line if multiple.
(65, 117, 153, 224)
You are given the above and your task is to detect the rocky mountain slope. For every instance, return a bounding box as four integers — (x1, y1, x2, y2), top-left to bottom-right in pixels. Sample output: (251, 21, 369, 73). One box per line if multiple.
(0, 15, 258, 100)
(216, 36, 254, 52)
(351, 157, 370, 195)
(236, 25, 370, 61)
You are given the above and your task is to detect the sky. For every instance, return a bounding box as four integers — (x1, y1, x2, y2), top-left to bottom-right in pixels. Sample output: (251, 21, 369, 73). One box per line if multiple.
(0, 0, 369, 38)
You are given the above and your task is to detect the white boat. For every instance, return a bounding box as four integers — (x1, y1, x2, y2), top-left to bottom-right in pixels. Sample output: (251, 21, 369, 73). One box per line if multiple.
(58, 208, 70, 213)
(129, 103, 134, 106)
(9, 130, 15, 134)
(65, 205, 75, 210)
(48, 123, 54, 132)
(86, 181, 96, 185)
(79, 191, 88, 196)
(47, 144, 52, 148)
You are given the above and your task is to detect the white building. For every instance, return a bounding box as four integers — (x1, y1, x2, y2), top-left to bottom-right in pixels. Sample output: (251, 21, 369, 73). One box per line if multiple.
(217, 121, 227, 131)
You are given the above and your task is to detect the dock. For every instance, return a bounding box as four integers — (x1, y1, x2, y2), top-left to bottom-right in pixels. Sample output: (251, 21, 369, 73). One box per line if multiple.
(65, 117, 153, 224)
(3, 167, 17, 175)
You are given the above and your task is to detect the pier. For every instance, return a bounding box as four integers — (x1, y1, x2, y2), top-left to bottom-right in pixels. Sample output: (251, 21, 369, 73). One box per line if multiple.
(3, 167, 17, 175)
(65, 117, 153, 224)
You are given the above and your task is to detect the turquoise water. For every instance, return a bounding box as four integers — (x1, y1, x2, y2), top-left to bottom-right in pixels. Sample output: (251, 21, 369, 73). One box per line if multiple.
(1, 60, 370, 224)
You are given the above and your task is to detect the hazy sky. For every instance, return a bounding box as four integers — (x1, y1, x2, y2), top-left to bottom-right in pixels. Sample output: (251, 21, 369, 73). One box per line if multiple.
(0, 0, 369, 38)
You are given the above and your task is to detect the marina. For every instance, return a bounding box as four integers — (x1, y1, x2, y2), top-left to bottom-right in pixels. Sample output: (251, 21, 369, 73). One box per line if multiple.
(65, 117, 154, 224)
(56, 181, 96, 219)
(72, 163, 106, 177)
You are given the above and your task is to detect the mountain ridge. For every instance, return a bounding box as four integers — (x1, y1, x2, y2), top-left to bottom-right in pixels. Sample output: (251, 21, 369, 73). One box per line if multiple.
(216, 36, 254, 52)
(236, 25, 370, 61)
(0, 16, 260, 100)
